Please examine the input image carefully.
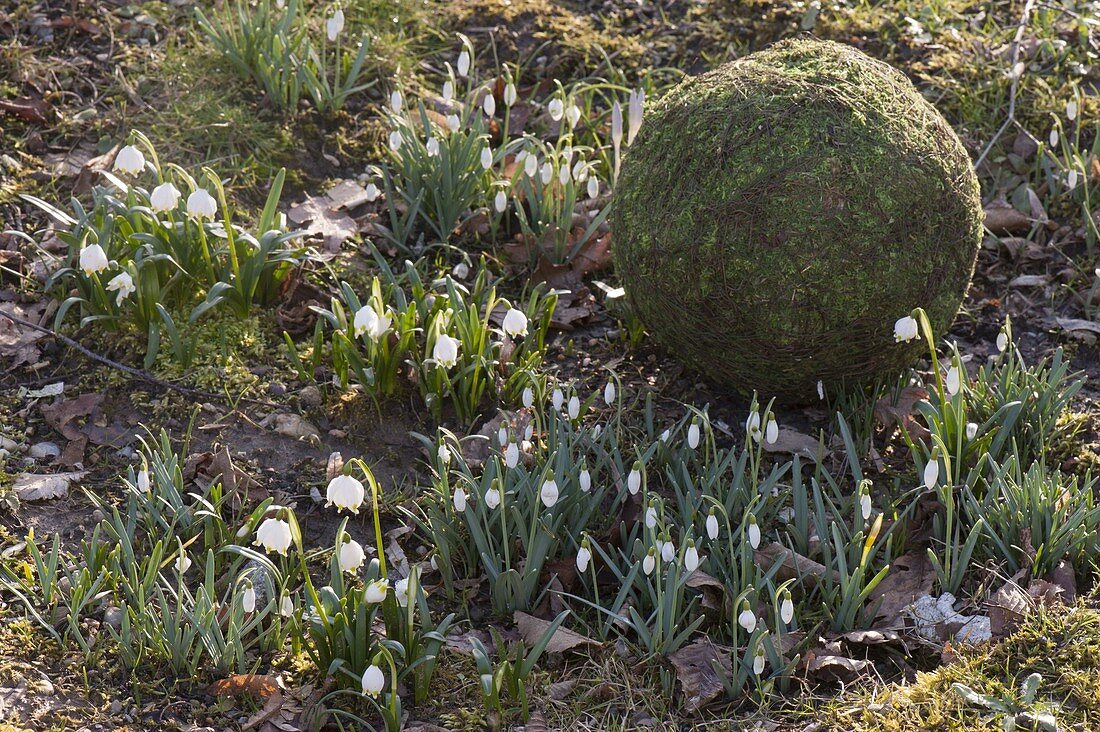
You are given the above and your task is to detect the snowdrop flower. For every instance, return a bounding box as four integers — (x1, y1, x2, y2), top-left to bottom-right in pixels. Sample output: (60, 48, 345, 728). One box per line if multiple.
(706, 511, 719, 540)
(522, 386, 534, 408)
(505, 441, 519, 468)
(106, 271, 135, 306)
(738, 602, 756, 633)
(552, 387, 564, 412)
(627, 462, 642, 495)
(627, 89, 644, 145)
(611, 101, 623, 148)
(390, 89, 402, 112)
(765, 417, 779, 445)
(576, 541, 592, 573)
(642, 548, 656, 575)
(1050, 128, 1059, 147)
(860, 490, 872, 521)
(280, 595, 294, 617)
(547, 98, 564, 121)
(540, 478, 559, 508)
(645, 505, 658, 529)
(1067, 169, 1078, 190)
(338, 538, 365, 573)
(452, 261, 469, 280)
(242, 583, 256, 613)
(566, 104, 581, 129)
(389, 130, 402, 151)
(504, 82, 517, 107)
(503, 308, 528, 337)
(433, 334, 459, 368)
(426, 137, 440, 157)
(660, 536, 675, 563)
(79, 244, 109, 275)
(524, 424, 534, 441)
(687, 419, 700, 449)
(150, 182, 181, 212)
(578, 466, 591, 493)
(747, 515, 760, 549)
(483, 93, 496, 118)
(175, 552, 191, 574)
(438, 443, 452, 465)
(364, 579, 389, 604)
(1067, 99, 1078, 121)
(457, 50, 470, 77)
(753, 648, 766, 676)
(494, 189, 507, 213)
(539, 162, 553, 185)
(361, 665, 384, 697)
(567, 395, 580, 420)
(365, 182, 380, 202)
(894, 315, 919, 343)
(498, 426, 508, 446)
(446, 114, 460, 132)
(945, 366, 961, 396)
(603, 381, 616, 406)
(780, 591, 795, 625)
(966, 422, 978, 440)
(817, 380, 826, 401)
(395, 577, 411, 607)
(186, 188, 217, 219)
(136, 466, 151, 493)
(113, 144, 145, 175)
(484, 485, 501, 509)
(923, 457, 940, 490)
(558, 164, 571, 186)
(745, 411, 762, 442)
(480, 146, 493, 170)
(524, 153, 538, 178)
(660, 429, 671, 442)
(255, 517, 293, 555)
(326, 9, 344, 42)
(442, 80, 454, 103)
(326, 474, 365, 513)
(452, 486, 467, 512)
(996, 328, 1008, 353)
(684, 541, 700, 572)
(587, 176, 599, 200)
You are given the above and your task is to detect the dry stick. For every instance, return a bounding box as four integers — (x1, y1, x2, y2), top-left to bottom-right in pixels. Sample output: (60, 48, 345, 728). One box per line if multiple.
(975, 0, 1038, 169)
(0, 309, 281, 409)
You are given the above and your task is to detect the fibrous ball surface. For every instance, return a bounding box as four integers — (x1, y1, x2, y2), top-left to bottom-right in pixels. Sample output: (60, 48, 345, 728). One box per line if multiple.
(613, 37, 983, 401)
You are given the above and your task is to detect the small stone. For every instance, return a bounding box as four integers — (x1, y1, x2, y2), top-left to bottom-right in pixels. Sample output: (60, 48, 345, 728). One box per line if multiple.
(103, 606, 123, 630)
(299, 385, 322, 408)
(29, 442, 60, 459)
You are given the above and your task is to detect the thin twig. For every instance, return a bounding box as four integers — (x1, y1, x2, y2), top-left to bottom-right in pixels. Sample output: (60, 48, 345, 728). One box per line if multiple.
(975, 0, 1038, 168)
(0, 309, 282, 409)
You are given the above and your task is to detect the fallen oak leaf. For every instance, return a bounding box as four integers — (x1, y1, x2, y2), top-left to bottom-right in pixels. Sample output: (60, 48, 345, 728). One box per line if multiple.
(754, 542, 837, 588)
(0, 97, 51, 124)
(514, 611, 599, 654)
(669, 638, 732, 713)
(871, 551, 935, 626)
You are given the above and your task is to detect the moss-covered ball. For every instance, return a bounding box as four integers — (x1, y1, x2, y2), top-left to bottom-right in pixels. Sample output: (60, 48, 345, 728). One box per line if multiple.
(613, 38, 982, 401)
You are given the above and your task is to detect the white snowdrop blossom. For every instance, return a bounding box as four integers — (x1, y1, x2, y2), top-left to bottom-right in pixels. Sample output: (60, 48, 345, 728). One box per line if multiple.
(502, 308, 528, 337)
(894, 315, 919, 343)
(395, 577, 411, 607)
(860, 491, 872, 521)
(255, 518, 293, 555)
(524, 424, 534, 441)
(660, 537, 676, 563)
(505, 441, 519, 469)
(706, 511, 719, 540)
(361, 665, 384, 697)
(945, 366, 961, 396)
(494, 189, 507, 213)
(684, 542, 700, 572)
(426, 137, 440, 157)
(150, 182, 181, 212)
(611, 101, 623, 148)
(280, 595, 294, 617)
(524, 153, 538, 178)
(452, 262, 469, 280)
(576, 544, 591, 573)
(457, 50, 470, 77)
(389, 130, 402, 151)
(484, 486, 501, 509)
(113, 145, 145, 175)
(923, 459, 940, 490)
(558, 164, 570, 186)
(326, 9, 344, 41)
(738, 604, 757, 633)
(446, 114, 460, 132)
(578, 467, 591, 493)
(645, 506, 658, 529)
(745, 411, 762, 442)
(442, 80, 454, 103)
(540, 479, 559, 508)
(627, 463, 642, 495)
(747, 516, 760, 549)
(326, 474, 365, 513)
(106, 271, 136, 306)
(765, 417, 779, 445)
(660, 428, 671, 442)
(364, 579, 389, 604)
(966, 422, 978, 440)
(1067, 169, 1078, 190)
(186, 188, 217, 219)
(433, 334, 459, 368)
(390, 89, 402, 112)
(539, 161, 553, 185)
(603, 381, 616, 405)
(136, 467, 151, 493)
(781, 593, 795, 625)
(642, 549, 656, 575)
(242, 584, 256, 613)
(1050, 128, 1059, 147)
(353, 304, 390, 341)
(79, 244, 109, 275)
(504, 83, 517, 107)
(753, 648, 766, 676)
(522, 386, 534, 408)
(175, 552, 192, 574)
(1067, 99, 1078, 121)
(498, 426, 508, 446)
(483, 93, 496, 117)
(996, 329, 1008, 353)
(687, 420, 701, 449)
(547, 98, 564, 121)
(552, 387, 564, 412)
(587, 176, 599, 200)
(452, 486, 467, 513)
(566, 104, 581, 129)
(567, 395, 580, 420)
(338, 538, 365, 573)
(438, 443, 452, 465)
(480, 146, 493, 170)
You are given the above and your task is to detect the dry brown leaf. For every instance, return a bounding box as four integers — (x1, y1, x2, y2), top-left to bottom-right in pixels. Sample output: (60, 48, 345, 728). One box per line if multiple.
(804, 652, 872, 680)
(514, 611, 599, 654)
(871, 551, 934, 625)
(754, 542, 836, 588)
(13, 471, 86, 501)
(548, 679, 578, 701)
(761, 427, 821, 459)
(988, 570, 1030, 638)
(668, 638, 731, 713)
(208, 674, 280, 700)
(983, 197, 1031, 234)
(874, 386, 930, 444)
(0, 300, 50, 370)
(287, 194, 358, 253)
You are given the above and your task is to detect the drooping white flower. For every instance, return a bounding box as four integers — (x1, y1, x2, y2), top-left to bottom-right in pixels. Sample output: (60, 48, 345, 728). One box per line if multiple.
(280, 594, 294, 617)
(524, 152, 538, 178)
(660, 429, 671, 442)
(706, 511, 719, 540)
(627, 89, 644, 145)
(627, 463, 643, 494)
(566, 104, 581, 129)
(174, 552, 191, 574)
(452, 486, 467, 512)
(389, 130, 402, 151)
(817, 380, 826, 400)
(687, 420, 700, 449)
(522, 386, 534, 408)
(255, 517, 293, 555)
(684, 541, 700, 572)
(186, 188, 218, 219)
(106, 271, 136, 306)
(558, 164, 571, 186)
(483, 93, 496, 118)
(364, 579, 389, 604)
(765, 417, 779, 445)
(457, 50, 470, 77)
(494, 189, 507, 213)
(552, 387, 564, 412)
(996, 329, 1008, 353)
(645, 506, 658, 529)
(365, 182, 380, 202)
(480, 146, 493, 170)
(660, 537, 675, 563)
(79, 243, 109, 275)
(781, 594, 795, 625)
(505, 441, 519, 469)
(353, 305, 380, 339)
(338, 538, 365, 573)
(1067, 169, 1078, 190)
(426, 137, 440, 157)
(150, 182, 181, 212)
(484, 486, 501, 509)
(433, 334, 459, 368)
(587, 176, 599, 200)
(923, 459, 940, 490)
(567, 395, 580, 420)
(738, 604, 757, 633)
(498, 426, 508, 446)
(390, 89, 402, 112)
(504, 83, 517, 107)
(446, 114, 460, 132)
(113, 145, 145, 175)
(438, 443, 452, 465)
(326, 8, 345, 41)
(747, 516, 760, 549)
(966, 422, 978, 440)
(137, 467, 151, 493)
(945, 366, 961, 396)
(1049, 128, 1059, 147)
(503, 308, 528, 337)
(395, 577, 411, 607)
(642, 549, 656, 575)
(894, 315, 919, 343)
(1066, 99, 1078, 121)
(242, 583, 256, 613)
(745, 411, 762, 443)
(578, 467, 591, 493)
(442, 80, 454, 103)
(540, 478, 559, 508)
(860, 491, 872, 521)
(539, 161, 553, 185)
(603, 381, 616, 406)
(361, 665, 384, 697)
(753, 648, 766, 676)
(524, 424, 534, 441)
(326, 474, 365, 514)
(547, 98, 564, 121)
(576, 544, 591, 573)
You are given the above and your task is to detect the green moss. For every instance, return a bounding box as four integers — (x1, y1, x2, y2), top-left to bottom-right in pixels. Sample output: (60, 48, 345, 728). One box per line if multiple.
(613, 38, 983, 401)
